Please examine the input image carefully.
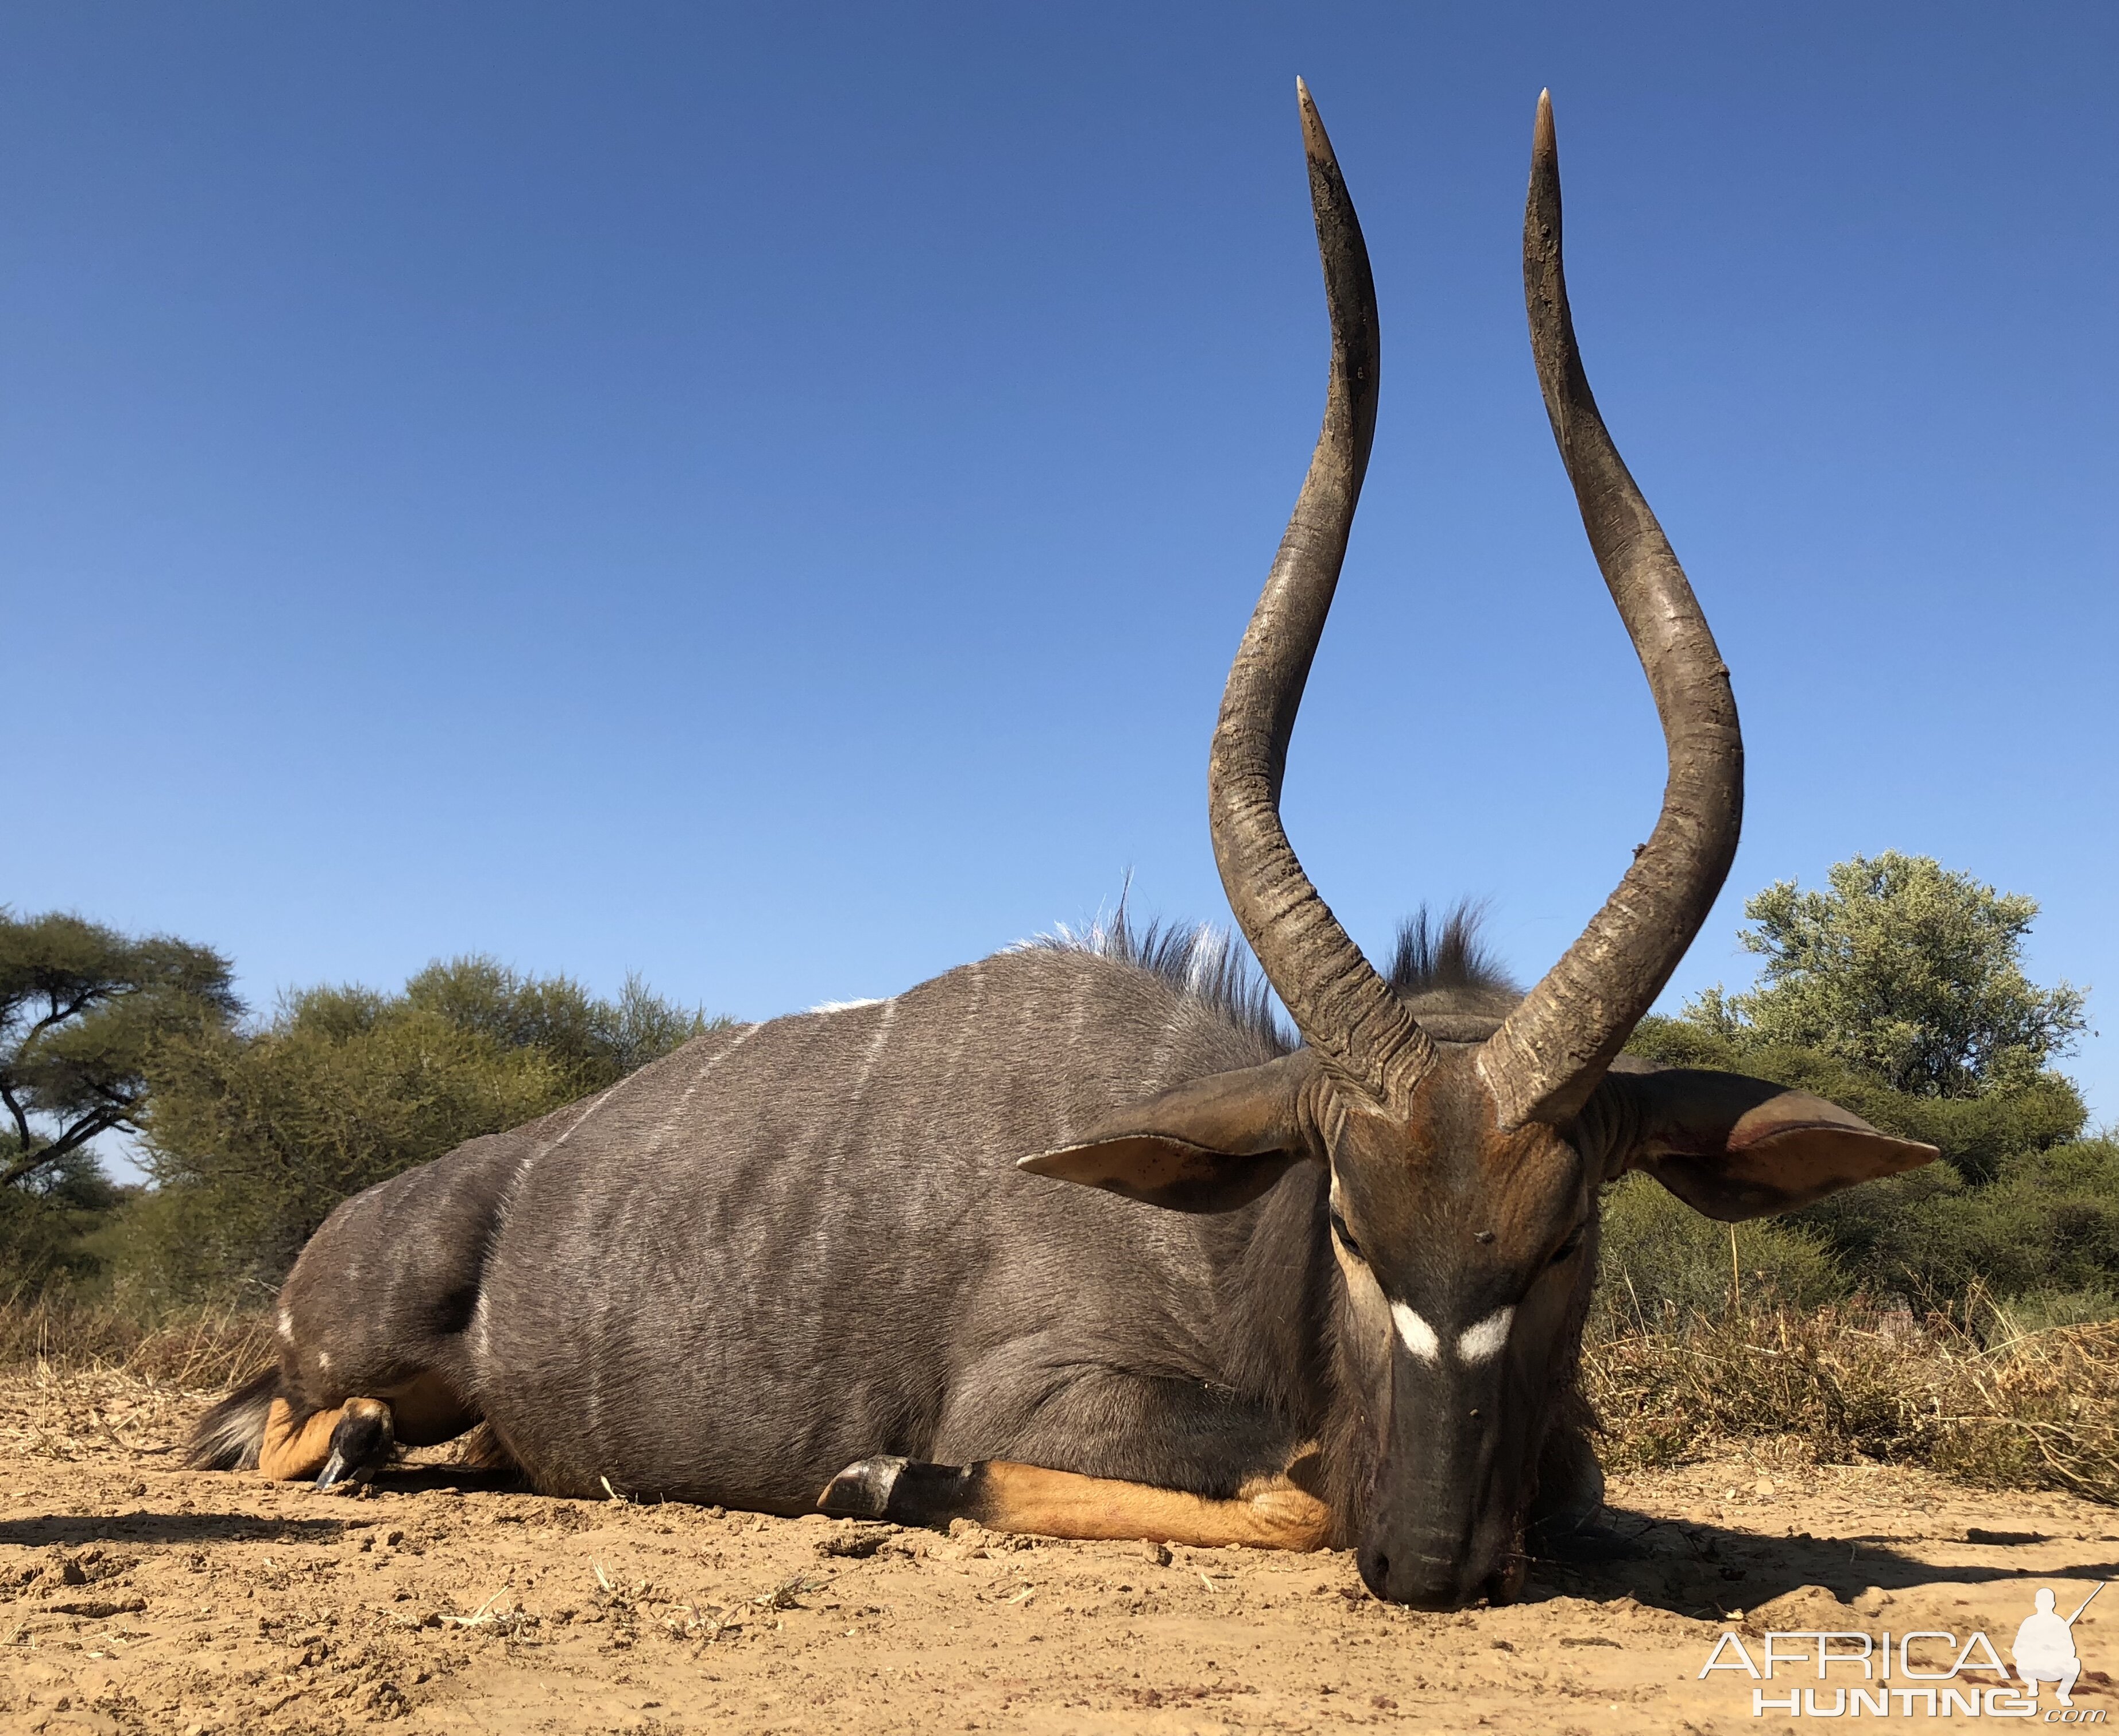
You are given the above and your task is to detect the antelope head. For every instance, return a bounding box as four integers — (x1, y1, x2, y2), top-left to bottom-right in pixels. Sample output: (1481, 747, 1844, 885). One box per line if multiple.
(1023, 85, 1934, 1608)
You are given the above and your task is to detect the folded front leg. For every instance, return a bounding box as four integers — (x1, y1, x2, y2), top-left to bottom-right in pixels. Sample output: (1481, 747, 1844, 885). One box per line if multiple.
(258, 1396, 396, 1487)
(818, 1454, 1328, 1550)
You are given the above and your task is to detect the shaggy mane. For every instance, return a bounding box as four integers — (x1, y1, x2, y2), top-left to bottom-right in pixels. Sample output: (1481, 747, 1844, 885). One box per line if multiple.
(1032, 897, 1517, 1052)
(1385, 904, 1518, 1001)
(1029, 908, 1292, 1055)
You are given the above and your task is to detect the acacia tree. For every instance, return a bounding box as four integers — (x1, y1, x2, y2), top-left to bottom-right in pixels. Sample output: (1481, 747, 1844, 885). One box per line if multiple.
(1686, 852, 2086, 1099)
(0, 910, 240, 1192)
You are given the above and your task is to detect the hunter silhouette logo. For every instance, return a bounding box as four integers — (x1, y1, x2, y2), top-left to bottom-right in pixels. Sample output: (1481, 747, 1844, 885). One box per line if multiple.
(2016, 1584, 2102, 1708)
(1697, 1580, 2112, 1720)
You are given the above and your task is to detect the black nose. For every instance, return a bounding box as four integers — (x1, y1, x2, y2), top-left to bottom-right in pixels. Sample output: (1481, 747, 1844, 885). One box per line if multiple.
(1358, 1543, 1473, 1610)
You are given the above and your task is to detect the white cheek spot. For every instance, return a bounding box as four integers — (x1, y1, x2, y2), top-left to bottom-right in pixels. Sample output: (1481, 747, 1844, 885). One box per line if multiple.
(315, 1350, 331, 1372)
(1390, 1302, 1441, 1365)
(1457, 1306, 1515, 1365)
(277, 1309, 293, 1340)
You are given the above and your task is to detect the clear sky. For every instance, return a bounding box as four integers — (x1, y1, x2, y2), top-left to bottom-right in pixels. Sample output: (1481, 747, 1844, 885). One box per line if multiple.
(5, 4, 2113, 1137)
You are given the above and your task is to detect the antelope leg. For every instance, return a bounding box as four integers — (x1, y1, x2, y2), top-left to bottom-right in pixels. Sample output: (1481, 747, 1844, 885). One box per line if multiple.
(258, 1396, 395, 1486)
(818, 1455, 1328, 1551)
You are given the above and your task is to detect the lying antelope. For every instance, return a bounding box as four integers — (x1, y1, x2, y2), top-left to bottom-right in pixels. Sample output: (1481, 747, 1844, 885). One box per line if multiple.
(192, 85, 1934, 1610)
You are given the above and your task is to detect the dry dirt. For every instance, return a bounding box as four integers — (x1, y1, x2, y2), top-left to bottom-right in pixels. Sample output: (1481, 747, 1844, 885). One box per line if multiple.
(3, 1369, 2117, 1734)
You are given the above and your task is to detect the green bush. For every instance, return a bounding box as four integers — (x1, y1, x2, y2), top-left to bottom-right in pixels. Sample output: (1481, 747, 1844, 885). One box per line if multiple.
(398, 959, 711, 1096)
(1603, 1136, 2119, 1330)
(1896, 1140, 2119, 1301)
(1688, 853, 2086, 1098)
(138, 1003, 573, 1296)
(1595, 1171, 1850, 1329)
(0, 1149, 124, 1292)
(1777, 1139, 2119, 1312)
(127, 958, 722, 1301)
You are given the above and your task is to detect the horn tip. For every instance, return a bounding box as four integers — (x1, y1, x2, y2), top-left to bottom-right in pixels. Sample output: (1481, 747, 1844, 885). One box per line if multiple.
(1296, 76, 1331, 158)
(1534, 90, 1555, 156)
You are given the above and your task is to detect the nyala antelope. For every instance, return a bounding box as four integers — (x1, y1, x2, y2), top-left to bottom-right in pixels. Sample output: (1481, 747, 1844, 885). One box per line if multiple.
(193, 85, 1934, 1610)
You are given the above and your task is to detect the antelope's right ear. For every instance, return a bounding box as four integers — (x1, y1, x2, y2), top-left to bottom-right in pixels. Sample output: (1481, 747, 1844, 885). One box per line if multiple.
(1017, 1051, 1318, 1214)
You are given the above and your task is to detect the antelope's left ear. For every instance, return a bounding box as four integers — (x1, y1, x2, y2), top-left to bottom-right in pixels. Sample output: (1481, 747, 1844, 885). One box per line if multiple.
(1017, 1051, 1318, 1214)
(1600, 1063, 1939, 1221)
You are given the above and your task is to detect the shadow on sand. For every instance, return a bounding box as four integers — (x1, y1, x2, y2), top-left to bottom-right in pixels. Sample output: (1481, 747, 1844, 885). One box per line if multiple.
(1529, 1504, 2119, 1621)
(0, 1464, 520, 1550)
(7, 1478, 2114, 1624)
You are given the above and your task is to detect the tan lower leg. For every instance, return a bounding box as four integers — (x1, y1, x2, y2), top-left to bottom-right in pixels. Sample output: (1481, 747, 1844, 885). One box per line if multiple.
(257, 1396, 389, 1480)
(968, 1462, 1329, 1551)
(451, 1421, 521, 1474)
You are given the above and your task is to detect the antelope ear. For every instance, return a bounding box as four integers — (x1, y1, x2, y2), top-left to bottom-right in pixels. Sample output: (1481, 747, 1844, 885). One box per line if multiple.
(1017, 1051, 1317, 1214)
(1605, 1064, 1938, 1222)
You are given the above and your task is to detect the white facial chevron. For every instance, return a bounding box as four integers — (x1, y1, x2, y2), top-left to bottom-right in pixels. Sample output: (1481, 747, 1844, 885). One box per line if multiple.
(1389, 1301, 1514, 1367)
(1456, 1306, 1515, 1365)
(1390, 1302, 1441, 1365)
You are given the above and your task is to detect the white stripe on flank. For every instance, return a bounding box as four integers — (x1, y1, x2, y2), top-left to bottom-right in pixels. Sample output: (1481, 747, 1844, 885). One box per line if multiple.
(1390, 1303, 1441, 1365)
(547, 1085, 616, 1150)
(845, 998, 899, 1101)
(551, 1021, 724, 1153)
(643, 1021, 761, 1154)
(491, 1153, 535, 1236)
(1457, 1306, 1514, 1365)
(861, 999, 897, 1067)
(809, 997, 886, 1014)
(690, 1020, 760, 1080)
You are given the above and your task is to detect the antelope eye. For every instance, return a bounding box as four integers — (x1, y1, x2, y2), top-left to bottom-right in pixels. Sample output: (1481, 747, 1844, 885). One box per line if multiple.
(1329, 1209, 1363, 1260)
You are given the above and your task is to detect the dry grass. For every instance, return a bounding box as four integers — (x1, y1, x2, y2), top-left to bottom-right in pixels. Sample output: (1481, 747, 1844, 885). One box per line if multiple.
(0, 1286, 273, 1392)
(1, 1292, 2112, 1507)
(0, 1290, 275, 1471)
(1585, 1293, 2119, 1505)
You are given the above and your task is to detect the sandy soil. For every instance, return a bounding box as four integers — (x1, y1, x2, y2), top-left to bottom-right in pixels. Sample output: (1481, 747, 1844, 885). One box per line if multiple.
(3, 1370, 2117, 1734)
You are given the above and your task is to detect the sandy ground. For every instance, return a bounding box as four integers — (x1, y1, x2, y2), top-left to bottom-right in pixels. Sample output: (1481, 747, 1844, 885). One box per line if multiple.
(3, 1370, 2117, 1734)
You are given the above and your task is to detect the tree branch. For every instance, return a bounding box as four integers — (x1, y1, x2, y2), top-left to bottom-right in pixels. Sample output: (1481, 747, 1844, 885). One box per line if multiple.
(19, 990, 119, 1056)
(0, 1078, 32, 1155)
(0, 1109, 122, 1191)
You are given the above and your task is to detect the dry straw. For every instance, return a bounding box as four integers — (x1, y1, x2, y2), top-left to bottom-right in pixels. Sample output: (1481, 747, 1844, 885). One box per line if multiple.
(2, 1289, 2113, 1506)
(0, 1286, 274, 1392)
(1583, 1286, 2119, 1504)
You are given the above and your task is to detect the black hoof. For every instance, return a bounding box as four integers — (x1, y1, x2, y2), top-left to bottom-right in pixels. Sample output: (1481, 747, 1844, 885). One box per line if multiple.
(818, 1455, 908, 1520)
(816, 1456, 980, 1529)
(316, 1400, 395, 1491)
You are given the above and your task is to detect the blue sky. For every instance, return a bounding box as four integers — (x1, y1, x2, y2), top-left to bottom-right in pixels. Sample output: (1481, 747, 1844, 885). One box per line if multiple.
(5, 3, 2113, 1138)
